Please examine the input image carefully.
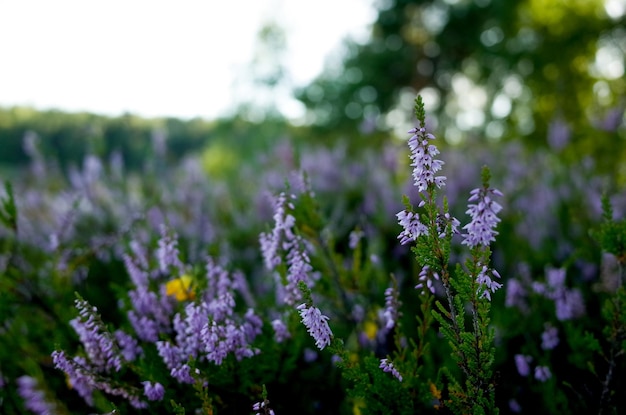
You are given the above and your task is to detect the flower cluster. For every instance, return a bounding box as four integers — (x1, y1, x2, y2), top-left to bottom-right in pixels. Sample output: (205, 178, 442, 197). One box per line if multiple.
(260, 192, 316, 305)
(69, 297, 125, 373)
(379, 358, 402, 382)
(383, 284, 400, 330)
(17, 376, 57, 415)
(297, 303, 333, 350)
(462, 186, 504, 248)
(407, 125, 446, 193)
(156, 258, 262, 383)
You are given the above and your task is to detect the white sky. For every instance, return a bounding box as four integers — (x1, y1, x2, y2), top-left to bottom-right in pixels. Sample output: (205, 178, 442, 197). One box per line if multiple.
(0, 0, 375, 120)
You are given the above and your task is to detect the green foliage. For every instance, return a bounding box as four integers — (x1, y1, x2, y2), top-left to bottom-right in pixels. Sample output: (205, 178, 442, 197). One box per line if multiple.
(0, 181, 17, 233)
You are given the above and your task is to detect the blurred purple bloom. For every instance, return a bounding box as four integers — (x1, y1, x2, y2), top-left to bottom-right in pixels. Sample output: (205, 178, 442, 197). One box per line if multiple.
(51, 351, 94, 405)
(260, 192, 294, 270)
(114, 330, 143, 362)
(379, 358, 403, 382)
(538, 268, 586, 321)
(505, 278, 528, 312)
(547, 118, 571, 151)
(462, 186, 503, 248)
(415, 265, 439, 295)
(271, 318, 291, 343)
(70, 298, 122, 373)
(156, 225, 184, 275)
(303, 348, 318, 362)
(514, 354, 532, 377)
(534, 365, 552, 382)
(143, 381, 165, 401)
(541, 324, 559, 350)
(349, 229, 364, 249)
(297, 303, 333, 350)
(17, 376, 57, 415)
(156, 341, 194, 384)
(383, 285, 400, 330)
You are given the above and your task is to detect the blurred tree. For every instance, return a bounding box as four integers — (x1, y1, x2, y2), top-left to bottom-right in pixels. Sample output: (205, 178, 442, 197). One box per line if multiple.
(297, 0, 625, 159)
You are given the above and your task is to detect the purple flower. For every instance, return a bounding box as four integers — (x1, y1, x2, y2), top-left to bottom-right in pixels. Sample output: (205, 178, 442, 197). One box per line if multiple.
(514, 354, 532, 377)
(383, 285, 400, 330)
(156, 341, 194, 384)
(406, 126, 446, 193)
(554, 288, 585, 321)
(259, 192, 316, 305)
(505, 278, 528, 312)
(462, 186, 503, 248)
(17, 376, 57, 415)
(534, 365, 552, 382)
(252, 400, 276, 415)
(396, 210, 427, 245)
(156, 225, 184, 275)
(349, 229, 364, 249)
(114, 330, 143, 362)
(260, 192, 295, 270)
(541, 324, 559, 350)
(416, 265, 439, 295)
(51, 351, 94, 405)
(143, 381, 165, 401)
(70, 298, 122, 373)
(475, 264, 503, 301)
(297, 304, 333, 350)
(379, 358, 403, 382)
(271, 318, 291, 343)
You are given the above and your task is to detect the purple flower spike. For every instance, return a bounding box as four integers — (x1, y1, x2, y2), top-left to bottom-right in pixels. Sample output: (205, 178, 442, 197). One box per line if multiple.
(297, 304, 333, 350)
(379, 358, 403, 382)
(462, 187, 503, 248)
(407, 126, 446, 193)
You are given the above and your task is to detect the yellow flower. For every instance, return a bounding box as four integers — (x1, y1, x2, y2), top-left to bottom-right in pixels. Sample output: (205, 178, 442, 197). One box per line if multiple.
(165, 274, 195, 301)
(364, 320, 378, 340)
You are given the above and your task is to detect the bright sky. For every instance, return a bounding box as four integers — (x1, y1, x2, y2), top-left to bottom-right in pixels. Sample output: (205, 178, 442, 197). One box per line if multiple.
(0, 0, 375, 120)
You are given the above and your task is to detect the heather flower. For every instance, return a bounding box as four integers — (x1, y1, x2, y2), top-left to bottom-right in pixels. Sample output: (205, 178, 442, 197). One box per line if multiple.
(462, 186, 503, 248)
(252, 400, 276, 415)
(537, 268, 586, 321)
(396, 210, 428, 245)
(156, 341, 194, 384)
(271, 318, 291, 343)
(415, 265, 439, 295)
(383, 285, 400, 330)
(534, 365, 552, 382)
(406, 125, 446, 193)
(505, 278, 528, 312)
(156, 225, 184, 274)
(260, 192, 316, 305)
(17, 376, 57, 415)
(297, 303, 333, 350)
(114, 330, 143, 362)
(554, 288, 585, 321)
(541, 324, 559, 350)
(303, 348, 318, 362)
(143, 381, 165, 401)
(70, 298, 123, 373)
(475, 264, 503, 301)
(260, 192, 295, 270)
(514, 354, 532, 377)
(379, 358, 403, 382)
(127, 286, 175, 342)
(51, 351, 94, 405)
(349, 229, 364, 249)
